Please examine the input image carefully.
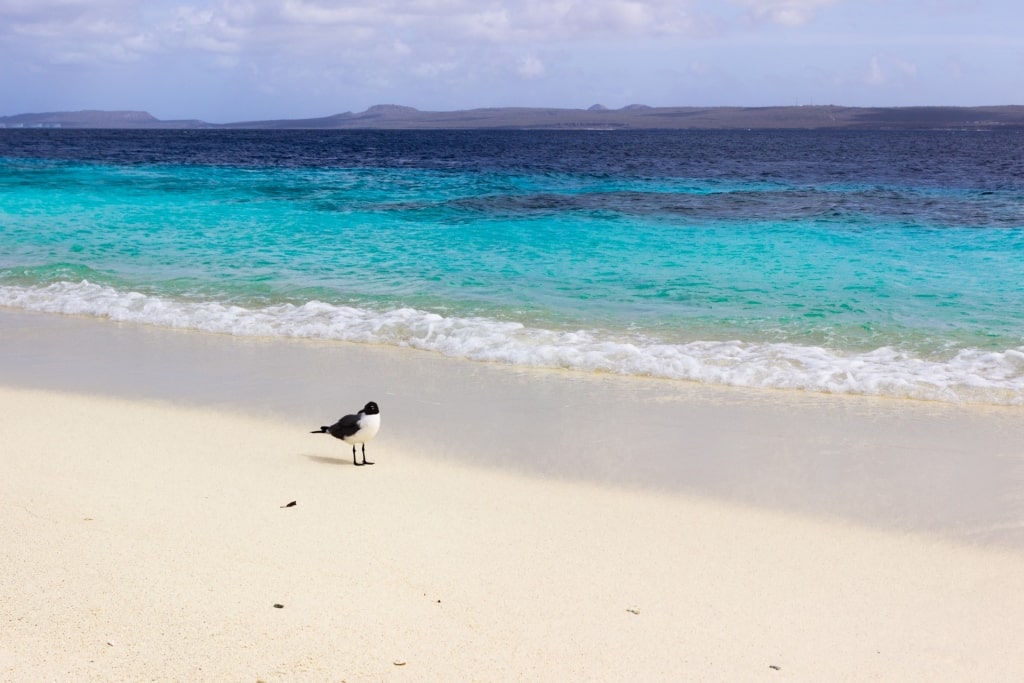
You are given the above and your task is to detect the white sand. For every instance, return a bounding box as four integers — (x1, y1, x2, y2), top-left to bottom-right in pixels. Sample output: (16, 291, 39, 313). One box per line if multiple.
(3, 384, 1024, 681)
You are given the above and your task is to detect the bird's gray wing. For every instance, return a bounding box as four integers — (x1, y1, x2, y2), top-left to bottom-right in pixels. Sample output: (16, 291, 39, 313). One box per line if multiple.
(327, 413, 360, 438)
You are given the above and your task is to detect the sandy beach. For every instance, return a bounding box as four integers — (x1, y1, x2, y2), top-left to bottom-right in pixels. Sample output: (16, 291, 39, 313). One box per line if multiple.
(3, 310, 1024, 681)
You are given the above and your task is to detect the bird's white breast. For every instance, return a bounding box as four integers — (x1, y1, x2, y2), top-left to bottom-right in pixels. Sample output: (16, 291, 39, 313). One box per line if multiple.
(345, 413, 380, 444)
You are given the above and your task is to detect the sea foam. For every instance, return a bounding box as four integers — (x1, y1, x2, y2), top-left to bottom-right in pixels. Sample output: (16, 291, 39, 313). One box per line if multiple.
(3, 280, 1023, 406)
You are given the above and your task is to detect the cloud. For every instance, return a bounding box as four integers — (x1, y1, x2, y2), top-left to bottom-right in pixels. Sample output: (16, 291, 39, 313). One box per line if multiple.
(1, 0, 710, 64)
(1, 0, 155, 64)
(0, 0, 724, 106)
(863, 54, 918, 87)
(516, 54, 546, 79)
(864, 55, 885, 86)
(411, 59, 460, 79)
(0, 0, 841, 115)
(169, 6, 246, 55)
(730, 0, 837, 27)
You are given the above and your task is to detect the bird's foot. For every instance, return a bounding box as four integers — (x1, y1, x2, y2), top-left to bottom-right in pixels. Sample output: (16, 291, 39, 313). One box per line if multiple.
(362, 460, 374, 466)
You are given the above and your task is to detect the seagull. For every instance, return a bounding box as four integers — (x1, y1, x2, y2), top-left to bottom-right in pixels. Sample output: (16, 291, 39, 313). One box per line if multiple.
(311, 401, 381, 466)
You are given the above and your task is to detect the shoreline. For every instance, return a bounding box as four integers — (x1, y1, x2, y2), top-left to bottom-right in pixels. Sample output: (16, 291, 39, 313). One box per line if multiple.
(3, 308, 1024, 546)
(5, 282, 1023, 407)
(3, 384, 1024, 680)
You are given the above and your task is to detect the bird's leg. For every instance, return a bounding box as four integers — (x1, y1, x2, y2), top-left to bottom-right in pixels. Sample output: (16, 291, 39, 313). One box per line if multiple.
(352, 445, 363, 466)
(362, 444, 374, 466)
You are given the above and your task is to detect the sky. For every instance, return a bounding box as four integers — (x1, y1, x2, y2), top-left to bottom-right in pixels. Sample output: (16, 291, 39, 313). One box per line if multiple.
(1, 0, 1022, 123)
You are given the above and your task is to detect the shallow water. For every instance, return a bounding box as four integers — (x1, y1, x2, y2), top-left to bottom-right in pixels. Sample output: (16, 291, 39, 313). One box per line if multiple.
(2, 128, 1023, 403)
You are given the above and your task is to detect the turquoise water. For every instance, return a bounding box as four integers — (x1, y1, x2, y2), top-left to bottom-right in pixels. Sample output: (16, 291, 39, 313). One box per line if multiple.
(2, 129, 1023, 404)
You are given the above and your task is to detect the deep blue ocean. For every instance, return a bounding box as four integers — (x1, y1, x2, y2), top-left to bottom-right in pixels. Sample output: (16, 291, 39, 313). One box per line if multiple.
(2, 128, 1023, 404)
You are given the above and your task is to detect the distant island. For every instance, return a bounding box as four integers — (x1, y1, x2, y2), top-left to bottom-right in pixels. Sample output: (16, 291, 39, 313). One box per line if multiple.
(3, 104, 1024, 130)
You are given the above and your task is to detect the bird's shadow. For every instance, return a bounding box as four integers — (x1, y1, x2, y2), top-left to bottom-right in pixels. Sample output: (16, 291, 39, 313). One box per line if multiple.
(302, 453, 355, 466)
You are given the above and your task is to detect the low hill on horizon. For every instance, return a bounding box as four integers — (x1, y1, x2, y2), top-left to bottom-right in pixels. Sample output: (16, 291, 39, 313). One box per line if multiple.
(4, 104, 1024, 130)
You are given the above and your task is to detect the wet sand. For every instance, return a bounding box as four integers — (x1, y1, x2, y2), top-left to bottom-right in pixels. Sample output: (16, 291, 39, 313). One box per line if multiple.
(2, 309, 1023, 544)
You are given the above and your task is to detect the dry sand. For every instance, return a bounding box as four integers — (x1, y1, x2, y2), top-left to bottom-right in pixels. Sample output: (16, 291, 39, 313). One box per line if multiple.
(3, 384, 1024, 682)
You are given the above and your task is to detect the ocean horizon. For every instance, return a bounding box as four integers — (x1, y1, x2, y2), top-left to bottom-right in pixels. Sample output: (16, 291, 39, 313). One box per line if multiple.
(2, 128, 1023, 405)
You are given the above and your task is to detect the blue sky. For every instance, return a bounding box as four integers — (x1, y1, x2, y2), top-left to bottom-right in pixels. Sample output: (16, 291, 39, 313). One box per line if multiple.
(1, 0, 1021, 123)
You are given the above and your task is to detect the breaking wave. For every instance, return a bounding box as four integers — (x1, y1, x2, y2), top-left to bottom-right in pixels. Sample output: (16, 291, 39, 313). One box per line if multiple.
(3, 280, 1024, 405)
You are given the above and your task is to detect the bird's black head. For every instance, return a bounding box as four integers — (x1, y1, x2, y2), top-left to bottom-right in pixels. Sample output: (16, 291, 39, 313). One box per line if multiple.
(362, 401, 380, 415)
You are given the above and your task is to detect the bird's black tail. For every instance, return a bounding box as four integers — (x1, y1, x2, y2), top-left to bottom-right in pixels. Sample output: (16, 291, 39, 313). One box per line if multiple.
(311, 426, 328, 434)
